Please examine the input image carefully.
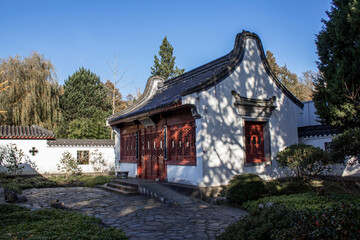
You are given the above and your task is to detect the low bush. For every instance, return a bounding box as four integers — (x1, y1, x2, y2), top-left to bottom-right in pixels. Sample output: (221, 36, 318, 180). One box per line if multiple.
(217, 203, 360, 240)
(276, 144, 330, 180)
(225, 173, 266, 205)
(242, 192, 360, 212)
(265, 179, 311, 196)
(0, 204, 127, 239)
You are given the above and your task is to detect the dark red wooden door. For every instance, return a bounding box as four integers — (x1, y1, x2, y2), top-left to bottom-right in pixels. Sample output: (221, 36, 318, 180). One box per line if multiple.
(245, 122, 266, 163)
(138, 127, 166, 180)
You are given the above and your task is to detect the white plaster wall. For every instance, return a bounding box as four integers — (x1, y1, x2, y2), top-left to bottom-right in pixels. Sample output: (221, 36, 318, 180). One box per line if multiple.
(183, 38, 300, 186)
(117, 163, 137, 177)
(114, 127, 121, 172)
(299, 136, 332, 150)
(0, 139, 115, 175)
(298, 101, 320, 127)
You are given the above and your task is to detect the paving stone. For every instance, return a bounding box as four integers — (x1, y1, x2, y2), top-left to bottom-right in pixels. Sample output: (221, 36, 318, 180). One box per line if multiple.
(15, 187, 247, 240)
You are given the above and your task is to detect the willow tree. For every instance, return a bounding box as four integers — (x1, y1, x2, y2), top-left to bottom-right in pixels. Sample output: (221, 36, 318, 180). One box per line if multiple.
(0, 52, 62, 130)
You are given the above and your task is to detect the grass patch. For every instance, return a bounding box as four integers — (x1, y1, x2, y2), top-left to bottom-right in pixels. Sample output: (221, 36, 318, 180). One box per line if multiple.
(47, 175, 114, 187)
(0, 176, 58, 190)
(0, 175, 114, 191)
(0, 204, 127, 239)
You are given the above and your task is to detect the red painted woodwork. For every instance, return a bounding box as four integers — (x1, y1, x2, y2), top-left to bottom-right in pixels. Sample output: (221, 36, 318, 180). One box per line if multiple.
(120, 132, 137, 163)
(139, 127, 166, 180)
(245, 122, 266, 163)
(167, 121, 196, 165)
(120, 108, 197, 180)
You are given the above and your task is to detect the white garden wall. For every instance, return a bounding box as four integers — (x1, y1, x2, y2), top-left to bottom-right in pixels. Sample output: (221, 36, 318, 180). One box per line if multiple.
(0, 139, 115, 175)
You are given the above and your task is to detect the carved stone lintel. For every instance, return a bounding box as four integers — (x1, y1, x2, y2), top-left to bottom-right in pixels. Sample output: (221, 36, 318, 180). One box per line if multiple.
(231, 90, 276, 118)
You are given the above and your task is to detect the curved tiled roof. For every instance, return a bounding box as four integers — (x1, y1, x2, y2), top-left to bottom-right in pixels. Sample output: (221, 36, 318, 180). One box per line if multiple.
(0, 125, 55, 139)
(47, 139, 114, 147)
(107, 31, 303, 125)
(298, 125, 341, 138)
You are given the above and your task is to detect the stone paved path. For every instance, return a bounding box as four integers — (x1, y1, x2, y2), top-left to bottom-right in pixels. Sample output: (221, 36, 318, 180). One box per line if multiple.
(13, 187, 247, 240)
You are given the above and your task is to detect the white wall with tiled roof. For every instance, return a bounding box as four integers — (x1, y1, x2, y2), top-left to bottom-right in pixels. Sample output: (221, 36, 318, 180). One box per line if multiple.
(0, 138, 115, 175)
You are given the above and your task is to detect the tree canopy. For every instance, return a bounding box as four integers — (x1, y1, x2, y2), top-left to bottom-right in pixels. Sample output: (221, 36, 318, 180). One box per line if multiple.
(150, 36, 185, 80)
(104, 80, 127, 114)
(59, 67, 111, 139)
(0, 52, 62, 130)
(266, 50, 314, 102)
(314, 0, 360, 129)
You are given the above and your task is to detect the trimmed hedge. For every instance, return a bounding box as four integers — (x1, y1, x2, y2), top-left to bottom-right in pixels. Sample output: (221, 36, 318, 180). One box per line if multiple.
(225, 173, 266, 205)
(217, 203, 360, 240)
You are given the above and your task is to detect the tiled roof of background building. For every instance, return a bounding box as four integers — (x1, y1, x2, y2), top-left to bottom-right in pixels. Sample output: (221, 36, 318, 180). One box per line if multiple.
(0, 125, 55, 139)
(298, 125, 341, 138)
(47, 139, 114, 147)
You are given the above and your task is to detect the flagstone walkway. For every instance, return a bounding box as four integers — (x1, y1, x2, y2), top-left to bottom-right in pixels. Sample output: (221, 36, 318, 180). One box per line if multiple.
(11, 187, 247, 240)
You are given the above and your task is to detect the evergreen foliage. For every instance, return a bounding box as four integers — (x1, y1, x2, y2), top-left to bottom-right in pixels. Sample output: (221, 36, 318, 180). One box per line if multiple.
(266, 50, 314, 101)
(59, 68, 111, 139)
(329, 127, 360, 163)
(314, 0, 360, 129)
(0, 52, 62, 130)
(151, 36, 185, 80)
(225, 173, 266, 205)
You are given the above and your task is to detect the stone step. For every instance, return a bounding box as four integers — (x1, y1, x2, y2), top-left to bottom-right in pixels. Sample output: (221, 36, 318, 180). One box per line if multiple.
(99, 184, 139, 196)
(107, 182, 139, 192)
(111, 179, 140, 188)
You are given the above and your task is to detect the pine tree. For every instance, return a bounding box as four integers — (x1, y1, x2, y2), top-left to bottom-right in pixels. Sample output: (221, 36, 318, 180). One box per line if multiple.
(0, 52, 62, 130)
(150, 36, 185, 80)
(59, 67, 111, 139)
(314, 0, 360, 129)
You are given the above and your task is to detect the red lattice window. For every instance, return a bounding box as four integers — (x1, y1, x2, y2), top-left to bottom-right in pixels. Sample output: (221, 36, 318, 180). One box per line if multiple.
(167, 121, 196, 165)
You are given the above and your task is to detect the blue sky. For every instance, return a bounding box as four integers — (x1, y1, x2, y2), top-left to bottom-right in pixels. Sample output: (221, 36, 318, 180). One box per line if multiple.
(0, 0, 331, 97)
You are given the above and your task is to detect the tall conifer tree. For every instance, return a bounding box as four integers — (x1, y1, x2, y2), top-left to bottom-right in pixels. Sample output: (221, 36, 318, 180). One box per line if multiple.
(59, 67, 111, 139)
(151, 36, 185, 80)
(314, 0, 360, 129)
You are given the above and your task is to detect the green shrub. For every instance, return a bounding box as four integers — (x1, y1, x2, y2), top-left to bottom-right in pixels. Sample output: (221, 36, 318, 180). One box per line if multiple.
(265, 179, 311, 196)
(217, 203, 360, 240)
(225, 173, 265, 205)
(242, 192, 360, 212)
(0, 204, 127, 239)
(330, 127, 360, 163)
(57, 151, 81, 179)
(276, 144, 330, 180)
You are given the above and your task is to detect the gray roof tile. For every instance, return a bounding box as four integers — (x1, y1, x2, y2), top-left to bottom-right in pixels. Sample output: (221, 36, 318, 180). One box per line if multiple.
(47, 139, 114, 147)
(0, 125, 55, 139)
